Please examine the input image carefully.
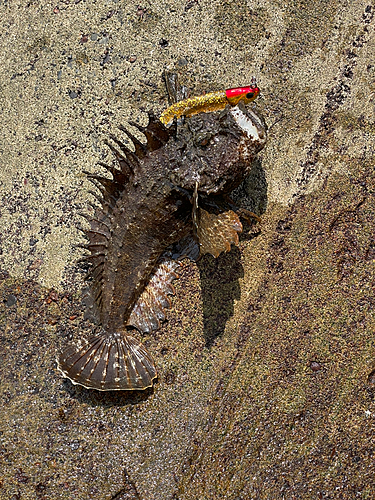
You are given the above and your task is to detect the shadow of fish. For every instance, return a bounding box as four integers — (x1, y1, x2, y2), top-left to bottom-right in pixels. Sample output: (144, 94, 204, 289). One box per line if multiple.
(57, 97, 267, 391)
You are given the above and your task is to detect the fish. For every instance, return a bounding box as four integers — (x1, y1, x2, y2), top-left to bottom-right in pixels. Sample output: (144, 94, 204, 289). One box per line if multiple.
(57, 78, 267, 391)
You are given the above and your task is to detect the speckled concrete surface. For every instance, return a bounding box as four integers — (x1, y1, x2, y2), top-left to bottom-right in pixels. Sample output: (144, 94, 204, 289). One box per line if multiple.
(0, 0, 375, 499)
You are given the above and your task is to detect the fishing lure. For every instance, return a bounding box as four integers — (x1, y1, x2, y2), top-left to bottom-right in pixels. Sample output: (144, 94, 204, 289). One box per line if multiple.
(58, 78, 266, 391)
(159, 78, 260, 126)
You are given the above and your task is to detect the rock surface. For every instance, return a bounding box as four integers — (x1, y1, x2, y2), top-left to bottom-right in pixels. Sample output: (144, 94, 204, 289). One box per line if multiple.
(0, 0, 375, 498)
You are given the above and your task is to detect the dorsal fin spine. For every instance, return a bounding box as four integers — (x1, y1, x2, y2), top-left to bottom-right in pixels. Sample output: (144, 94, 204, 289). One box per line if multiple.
(90, 216, 112, 230)
(87, 189, 113, 209)
(85, 228, 110, 239)
(107, 137, 140, 170)
(77, 251, 106, 263)
(118, 124, 148, 158)
(87, 241, 108, 248)
(88, 190, 103, 204)
(73, 242, 107, 250)
(84, 172, 121, 195)
(78, 212, 111, 230)
(85, 251, 106, 259)
(86, 179, 118, 205)
(97, 161, 129, 186)
(127, 120, 161, 152)
(146, 111, 170, 141)
(84, 261, 104, 280)
(127, 120, 144, 132)
(97, 161, 117, 176)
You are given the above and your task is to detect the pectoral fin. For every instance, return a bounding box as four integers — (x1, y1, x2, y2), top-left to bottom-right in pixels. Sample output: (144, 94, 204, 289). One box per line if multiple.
(128, 259, 181, 333)
(192, 182, 243, 258)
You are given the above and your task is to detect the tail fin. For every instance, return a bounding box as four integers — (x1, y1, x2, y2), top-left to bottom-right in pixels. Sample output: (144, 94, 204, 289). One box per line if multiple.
(57, 331, 157, 391)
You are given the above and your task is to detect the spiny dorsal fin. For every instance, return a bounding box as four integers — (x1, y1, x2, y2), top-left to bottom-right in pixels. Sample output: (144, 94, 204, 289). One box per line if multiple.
(128, 112, 170, 152)
(146, 111, 170, 142)
(84, 172, 124, 201)
(78, 208, 110, 301)
(117, 124, 148, 159)
(97, 161, 128, 186)
(105, 137, 139, 173)
(79, 111, 175, 318)
(86, 179, 118, 209)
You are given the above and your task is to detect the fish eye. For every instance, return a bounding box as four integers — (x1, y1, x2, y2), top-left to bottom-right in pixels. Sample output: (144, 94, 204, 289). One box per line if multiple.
(246, 92, 254, 99)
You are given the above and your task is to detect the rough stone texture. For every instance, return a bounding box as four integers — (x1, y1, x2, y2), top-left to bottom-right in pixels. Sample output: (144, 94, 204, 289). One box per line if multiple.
(0, 0, 375, 499)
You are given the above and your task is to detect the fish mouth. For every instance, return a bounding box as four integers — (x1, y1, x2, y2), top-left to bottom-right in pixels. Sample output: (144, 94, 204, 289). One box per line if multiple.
(229, 101, 267, 143)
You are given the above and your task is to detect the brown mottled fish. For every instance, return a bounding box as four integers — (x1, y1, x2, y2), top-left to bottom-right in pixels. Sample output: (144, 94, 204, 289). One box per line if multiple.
(57, 76, 267, 391)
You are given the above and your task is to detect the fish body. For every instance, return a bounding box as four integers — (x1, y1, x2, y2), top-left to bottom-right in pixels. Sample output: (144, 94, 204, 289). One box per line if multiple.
(58, 89, 267, 391)
(98, 167, 192, 331)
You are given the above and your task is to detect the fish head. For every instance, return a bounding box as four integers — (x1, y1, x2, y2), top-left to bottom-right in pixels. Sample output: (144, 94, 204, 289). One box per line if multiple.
(169, 100, 267, 196)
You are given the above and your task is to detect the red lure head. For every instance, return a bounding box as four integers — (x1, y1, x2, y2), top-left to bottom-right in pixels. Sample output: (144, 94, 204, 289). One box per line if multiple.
(225, 78, 260, 106)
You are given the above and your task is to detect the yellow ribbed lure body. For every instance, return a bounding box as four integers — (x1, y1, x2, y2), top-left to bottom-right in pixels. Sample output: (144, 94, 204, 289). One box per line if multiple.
(159, 79, 260, 126)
